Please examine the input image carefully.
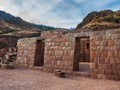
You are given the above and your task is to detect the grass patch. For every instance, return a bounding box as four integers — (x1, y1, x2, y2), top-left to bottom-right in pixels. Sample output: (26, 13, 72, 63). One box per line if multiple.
(0, 29, 17, 34)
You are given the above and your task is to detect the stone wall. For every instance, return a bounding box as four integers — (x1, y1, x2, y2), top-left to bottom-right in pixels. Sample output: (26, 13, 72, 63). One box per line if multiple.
(17, 31, 75, 74)
(90, 29, 120, 80)
(16, 30, 120, 80)
(41, 31, 75, 73)
(17, 38, 37, 68)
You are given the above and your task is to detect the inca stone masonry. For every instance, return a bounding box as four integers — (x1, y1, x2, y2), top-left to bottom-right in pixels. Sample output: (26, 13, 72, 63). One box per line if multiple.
(16, 29, 120, 80)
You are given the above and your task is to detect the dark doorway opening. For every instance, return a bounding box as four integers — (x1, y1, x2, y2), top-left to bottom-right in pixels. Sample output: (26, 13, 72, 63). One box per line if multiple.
(34, 39, 45, 66)
(73, 37, 90, 73)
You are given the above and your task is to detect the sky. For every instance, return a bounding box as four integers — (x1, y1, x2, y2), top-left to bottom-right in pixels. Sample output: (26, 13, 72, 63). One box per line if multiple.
(0, 0, 120, 28)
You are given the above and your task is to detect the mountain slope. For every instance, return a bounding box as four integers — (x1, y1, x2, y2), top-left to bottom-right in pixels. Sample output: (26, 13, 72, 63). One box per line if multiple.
(76, 10, 120, 30)
(0, 10, 57, 49)
(0, 10, 56, 32)
(0, 11, 36, 31)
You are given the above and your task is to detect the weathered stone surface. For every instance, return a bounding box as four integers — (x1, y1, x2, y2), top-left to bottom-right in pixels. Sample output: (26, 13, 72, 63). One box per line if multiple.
(16, 29, 120, 80)
(90, 29, 120, 80)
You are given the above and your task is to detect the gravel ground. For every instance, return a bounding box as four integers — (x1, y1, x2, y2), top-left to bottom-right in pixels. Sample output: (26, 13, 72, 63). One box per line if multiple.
(0, 68, 120, 90)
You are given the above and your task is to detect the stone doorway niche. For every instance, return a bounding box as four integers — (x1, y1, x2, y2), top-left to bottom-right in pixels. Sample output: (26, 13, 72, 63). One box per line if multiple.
(34, 39, 45, 66)
(73, 37, 90, 73)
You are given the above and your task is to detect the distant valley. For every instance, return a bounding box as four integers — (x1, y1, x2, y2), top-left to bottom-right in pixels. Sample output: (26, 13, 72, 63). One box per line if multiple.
(1, 10, 120, 49)
(0, 10, 66, 49)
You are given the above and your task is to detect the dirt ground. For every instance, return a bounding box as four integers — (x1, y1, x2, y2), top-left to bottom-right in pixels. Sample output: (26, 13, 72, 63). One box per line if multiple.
(0, 68, 120, 90)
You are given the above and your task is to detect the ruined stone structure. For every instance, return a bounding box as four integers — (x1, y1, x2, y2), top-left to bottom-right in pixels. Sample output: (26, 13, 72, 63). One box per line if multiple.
(16, 29, 120, 80)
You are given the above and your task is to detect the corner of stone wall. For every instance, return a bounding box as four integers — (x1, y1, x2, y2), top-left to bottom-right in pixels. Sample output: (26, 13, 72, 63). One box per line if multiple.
(16, 37, 38, 68)
(90, 29, 120, 80)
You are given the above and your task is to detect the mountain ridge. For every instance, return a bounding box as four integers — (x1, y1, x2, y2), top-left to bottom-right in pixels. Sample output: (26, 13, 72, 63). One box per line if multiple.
(0, 10, 67, 49)
(76, 10, 120, 30)
(0, 10, 56, 32)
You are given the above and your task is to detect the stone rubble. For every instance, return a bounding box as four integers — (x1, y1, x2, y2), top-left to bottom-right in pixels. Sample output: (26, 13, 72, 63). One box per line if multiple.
(0, 47, 17, 69)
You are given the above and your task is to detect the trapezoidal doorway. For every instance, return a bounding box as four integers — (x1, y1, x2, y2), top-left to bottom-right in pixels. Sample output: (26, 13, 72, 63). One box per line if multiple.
(34, 39, 45, 66)
(74, 37, 90, 73)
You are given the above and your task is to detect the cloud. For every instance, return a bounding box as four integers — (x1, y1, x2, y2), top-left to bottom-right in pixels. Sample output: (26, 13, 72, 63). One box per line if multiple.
(73, 0, 118, 14)
(111, 5, 120, 11)
(0, 0, 119, 28)
(73, 0, 88, 3)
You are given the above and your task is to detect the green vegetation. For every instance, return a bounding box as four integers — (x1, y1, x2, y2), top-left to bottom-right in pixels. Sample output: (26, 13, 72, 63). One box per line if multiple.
(0, 29, 17, 34)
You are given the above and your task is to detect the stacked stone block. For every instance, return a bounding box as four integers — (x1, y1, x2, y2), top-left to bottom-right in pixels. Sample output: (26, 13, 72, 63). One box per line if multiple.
(17, 38, 37, 68)
(16, 30, 120, 80)
(42, 31, 75, 74)
(90, 29, 120, 80)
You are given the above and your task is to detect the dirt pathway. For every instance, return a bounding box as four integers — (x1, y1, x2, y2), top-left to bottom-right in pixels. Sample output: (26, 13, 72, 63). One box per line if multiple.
(0, 68, 119, 90)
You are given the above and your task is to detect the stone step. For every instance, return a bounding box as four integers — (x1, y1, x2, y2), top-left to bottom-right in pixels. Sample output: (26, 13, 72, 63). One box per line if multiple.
(32, 66, 43, 71)
(54, 70, 66, 78)
(73, 72, 90, 78)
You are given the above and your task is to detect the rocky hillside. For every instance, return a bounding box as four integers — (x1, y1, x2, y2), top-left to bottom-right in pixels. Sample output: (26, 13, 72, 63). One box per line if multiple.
(0, 10, 59, 49)
(76, 10, 120, 30)
(0, 10, 58, 37)
(0, 10, 55, 31)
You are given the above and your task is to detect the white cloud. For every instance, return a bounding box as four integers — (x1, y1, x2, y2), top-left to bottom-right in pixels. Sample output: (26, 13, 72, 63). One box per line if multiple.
(109, 5, 120, 11)
(85, 0, 117, 9)
(73, 0, 88, 3)
(0, 0, 119, 28)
